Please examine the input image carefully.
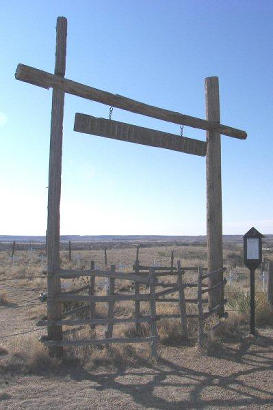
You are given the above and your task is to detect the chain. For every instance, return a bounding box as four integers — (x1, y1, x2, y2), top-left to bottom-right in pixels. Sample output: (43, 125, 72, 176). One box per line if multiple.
(180, 125, 184, 137)
(109, 106, 113, 120)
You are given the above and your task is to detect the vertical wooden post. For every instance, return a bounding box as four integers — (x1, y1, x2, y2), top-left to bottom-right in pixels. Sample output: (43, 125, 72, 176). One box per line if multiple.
(89, 261, 96, 331)
(177, 260, 188, 339)
(267, 262, 273, 310)
(134, 245, 141, 334)
(170, 250, 174, 272)
(104, 247, 108, 266)
(197, 267, 205, 348)
(11, 241, 16, 258)
(205, 76, 223, 314)
(149, 268, 158, 360)
(68, 240, 72, 262)
(105, 265, 115, 339)
(47, 16, 67, 357)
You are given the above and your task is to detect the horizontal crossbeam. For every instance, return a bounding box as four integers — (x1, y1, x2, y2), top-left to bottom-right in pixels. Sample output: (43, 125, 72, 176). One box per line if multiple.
(15, 63, 247, 139)
(74, 114, 207, 157)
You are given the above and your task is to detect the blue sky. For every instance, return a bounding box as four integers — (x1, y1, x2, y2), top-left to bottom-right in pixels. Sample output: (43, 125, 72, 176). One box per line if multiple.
(1, 0, 272, 235)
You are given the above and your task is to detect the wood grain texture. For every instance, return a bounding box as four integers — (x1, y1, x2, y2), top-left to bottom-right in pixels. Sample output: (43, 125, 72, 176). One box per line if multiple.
(197, 267, 205, 348)
(177, 261, 188, 339)
(105, 265, 115, 339)
(205, 76, 224, 314)
(58, 269, 149, 283)
(149, 269, 158, 360)
(74, 114, 207, 157)
(46, 16, 67, 358)
(15, 64, 247, 139)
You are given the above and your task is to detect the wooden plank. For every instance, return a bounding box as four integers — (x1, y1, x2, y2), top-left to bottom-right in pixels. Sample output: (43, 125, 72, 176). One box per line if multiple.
(43, 336, 158, 347)
(177, 261, 188, 339)
(74, 114, 207, 157)
(58, 269, 149, 283)
(89, 261, 96, 331)
(57, 293, 151, 302)
(155, 285, 178, 297)
(134, 254, 141, 335)
(46, 16, 67, 359)
(197, 267, 205, 348)
(37, 316, 152, 327)
(149, 269, 158, 360)
(267, 262, 273, 308)
(15, 63, 247, 139)
(201, 267, 226, 280)
(205, 76, 224, 315)
(105, 265, 115, 338)
(201, 278, 227, 294)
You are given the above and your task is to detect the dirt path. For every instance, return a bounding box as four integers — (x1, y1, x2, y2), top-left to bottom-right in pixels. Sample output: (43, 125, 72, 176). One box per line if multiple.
(1, 329, 273, 409)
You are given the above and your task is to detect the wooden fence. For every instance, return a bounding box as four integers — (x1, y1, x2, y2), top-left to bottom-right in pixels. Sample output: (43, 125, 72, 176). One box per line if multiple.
(38, 259, 227, 357)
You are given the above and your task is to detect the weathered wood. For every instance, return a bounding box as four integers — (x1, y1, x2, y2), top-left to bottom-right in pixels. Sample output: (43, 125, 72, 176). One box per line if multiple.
(201, 267, 226, 280)
(43, 336, 158, 347)
(201, 278, 227, 294)
(267, 262, 273, 309)
(74, 114, 207, 157)
(57, 293, 151, 302)
(68, 240, 72, 261)
(203, 299, 227, 318)
(104, 248, 107, 266)
(38, 316, 152, 327)
(15, 64, 247, 139)
(46, 16, 67, 358)
(197, 267, 205, 348)
(89, 261, 96, 331)
(58, 268, 149, 283)
(149, 269, 158, 360)
(155, 285, 178, 297)
(206, 76, 224, 315)
(62, 305, 89, 318)
(105, 265, 115, 338)
(134, 254, 141, 335)
(177, 261, 188, 339)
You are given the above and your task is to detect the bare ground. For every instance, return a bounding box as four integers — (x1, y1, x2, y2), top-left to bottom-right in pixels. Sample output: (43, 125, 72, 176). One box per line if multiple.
(1, 251, 273, 409)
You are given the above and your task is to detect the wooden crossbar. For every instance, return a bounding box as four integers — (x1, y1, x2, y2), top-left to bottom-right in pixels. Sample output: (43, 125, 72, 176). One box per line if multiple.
(58, 268, 149, 283)
(43, 336, 158, 347)
(74, 114, 207, 157)
(15, 64, 247, 139)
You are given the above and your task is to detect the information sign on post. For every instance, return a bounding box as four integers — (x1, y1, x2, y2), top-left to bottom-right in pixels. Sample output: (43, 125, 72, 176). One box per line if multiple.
(243, 227, 264, 335)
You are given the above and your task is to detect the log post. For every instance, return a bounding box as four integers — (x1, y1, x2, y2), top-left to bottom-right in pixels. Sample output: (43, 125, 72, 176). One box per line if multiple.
(105, 265, 115, 338)
(197, 267, 205, 348)
(68, 240, 72, 262)
(89, 261, 96, 331)
(134, 247, 141, 335)
(267, 262, 273, 310)
(149, 268, 158, 360)
(47, 16, 67, 357)
(104, 247, 108, 267)
(205, 76, 223, 314)
(177, 260, 188, 339)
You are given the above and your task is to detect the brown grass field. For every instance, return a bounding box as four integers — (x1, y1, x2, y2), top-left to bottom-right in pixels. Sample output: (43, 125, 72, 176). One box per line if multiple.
(1, 240, 273, 409)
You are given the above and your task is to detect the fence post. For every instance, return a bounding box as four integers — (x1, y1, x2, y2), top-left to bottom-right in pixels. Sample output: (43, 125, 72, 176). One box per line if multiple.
(134, 248, 141, 335)
(267, 262, 273, 310)
(171, 250, 174, 272)
(11, 241, 16, 258)
(68, 241, 72, 262)
(177, 260, 188, 339)
(104, 247, 108, 267)
(197, 267, 205, 348)
(89, 261, 96, 331)
(205, 76, 224, 315)
(105, 265, 115, 338)
(149, 268, 158, 360)
(47, 16, 67, 358)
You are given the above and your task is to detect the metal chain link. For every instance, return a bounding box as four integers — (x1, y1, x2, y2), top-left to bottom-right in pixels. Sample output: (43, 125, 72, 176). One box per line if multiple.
(109, 106, 113, 120)
(180, 125, 184, 137)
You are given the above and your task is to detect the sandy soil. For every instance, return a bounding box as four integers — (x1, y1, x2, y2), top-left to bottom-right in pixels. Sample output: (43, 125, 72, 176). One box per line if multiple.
(1, 258, 273, 409)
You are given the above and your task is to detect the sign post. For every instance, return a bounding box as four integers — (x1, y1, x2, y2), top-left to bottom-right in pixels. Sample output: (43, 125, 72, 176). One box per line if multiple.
(243, 227, 263, 335)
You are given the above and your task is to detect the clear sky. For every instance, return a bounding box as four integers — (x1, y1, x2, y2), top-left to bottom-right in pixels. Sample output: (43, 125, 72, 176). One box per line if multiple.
(1, 0, 272, 236)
